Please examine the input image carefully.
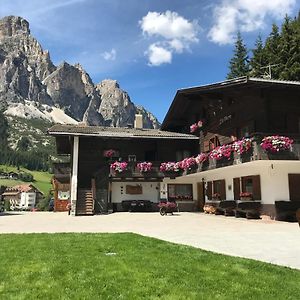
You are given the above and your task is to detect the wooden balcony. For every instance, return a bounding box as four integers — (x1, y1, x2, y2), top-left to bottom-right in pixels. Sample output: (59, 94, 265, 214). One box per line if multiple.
(109, 161, 182, 181)
(185, 136, 300, 176)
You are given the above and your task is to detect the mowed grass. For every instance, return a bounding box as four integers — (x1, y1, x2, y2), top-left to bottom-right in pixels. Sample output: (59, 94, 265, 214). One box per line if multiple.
(0, 164, 52, 195)
(0, 233, 299, 300)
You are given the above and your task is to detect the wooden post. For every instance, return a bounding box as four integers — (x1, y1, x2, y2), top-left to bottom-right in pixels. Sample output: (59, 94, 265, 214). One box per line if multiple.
(70, 136, 79, 216)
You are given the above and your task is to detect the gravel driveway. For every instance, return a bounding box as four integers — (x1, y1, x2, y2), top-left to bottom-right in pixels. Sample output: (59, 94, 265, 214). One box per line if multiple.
(0, 211, 299, 270)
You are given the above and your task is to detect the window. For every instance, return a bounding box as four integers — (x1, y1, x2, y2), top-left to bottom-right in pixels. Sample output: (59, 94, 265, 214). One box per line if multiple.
(168, 184, 193, 201)
(209, 136, 220, 150)
(241, 175, 261, 200)
(206, 179, 226, 199)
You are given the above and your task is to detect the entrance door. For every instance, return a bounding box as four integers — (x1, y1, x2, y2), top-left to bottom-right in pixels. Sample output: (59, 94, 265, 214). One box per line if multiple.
(197, 182, 205, 211)
(288, 174, 300, 201)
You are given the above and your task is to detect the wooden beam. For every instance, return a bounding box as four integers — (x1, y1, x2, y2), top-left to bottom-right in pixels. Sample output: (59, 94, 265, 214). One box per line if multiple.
(70, 136, 79, 216)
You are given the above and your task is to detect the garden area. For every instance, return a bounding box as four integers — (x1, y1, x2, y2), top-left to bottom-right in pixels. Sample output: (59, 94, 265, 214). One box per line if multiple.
(0, 233, 299, 299)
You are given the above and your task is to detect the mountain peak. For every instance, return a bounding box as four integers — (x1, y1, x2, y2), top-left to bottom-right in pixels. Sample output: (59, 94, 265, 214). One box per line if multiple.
(0, 16, 160, 128)
(0, 16, 30, 39)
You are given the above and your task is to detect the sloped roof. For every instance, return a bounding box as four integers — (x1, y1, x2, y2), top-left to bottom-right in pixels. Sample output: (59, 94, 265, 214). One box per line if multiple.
(3, 184, 40, 195)
(48, 124, 198, 140)
(162, 76, 300, 129)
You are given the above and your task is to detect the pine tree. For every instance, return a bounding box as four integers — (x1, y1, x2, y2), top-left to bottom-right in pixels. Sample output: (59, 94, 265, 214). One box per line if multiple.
(249, 34, 267, 78)
(264, 24, 281, 78)
(278, 15, 300, 80)
(227, 32, 249, 79)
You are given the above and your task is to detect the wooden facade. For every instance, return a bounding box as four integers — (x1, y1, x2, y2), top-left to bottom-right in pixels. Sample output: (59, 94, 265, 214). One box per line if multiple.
(162, 77, 300, 151)
(48, 125, 198, 215)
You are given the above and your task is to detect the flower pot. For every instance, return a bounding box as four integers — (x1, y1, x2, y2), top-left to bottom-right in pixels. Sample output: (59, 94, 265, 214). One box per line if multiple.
(240, 196, 252, 201)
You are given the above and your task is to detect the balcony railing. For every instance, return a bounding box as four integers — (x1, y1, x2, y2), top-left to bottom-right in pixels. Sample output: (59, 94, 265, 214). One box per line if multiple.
(184, 137, 300, 176)
(109, 135, 300, 179)
(110, 161, 164, 179)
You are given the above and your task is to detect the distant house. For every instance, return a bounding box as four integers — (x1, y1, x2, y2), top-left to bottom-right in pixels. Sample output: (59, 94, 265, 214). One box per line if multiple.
(2, 184, 43, 210)
(0, 171, 18, 180)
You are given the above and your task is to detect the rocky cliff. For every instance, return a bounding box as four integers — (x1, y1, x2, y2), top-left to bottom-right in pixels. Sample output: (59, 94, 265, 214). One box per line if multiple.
(0, 16, 160, 128)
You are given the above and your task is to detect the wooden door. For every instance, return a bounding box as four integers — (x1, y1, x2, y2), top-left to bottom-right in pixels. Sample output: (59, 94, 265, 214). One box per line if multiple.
(233, 177, 240, 200)
(206, 181, 212, 200)
(288, 174, 300, 201)
(197, 182, 205, 211)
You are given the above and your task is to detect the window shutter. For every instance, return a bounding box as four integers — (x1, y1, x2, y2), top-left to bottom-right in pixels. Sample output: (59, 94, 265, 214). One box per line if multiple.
(219, 179, 226, 200)
(252, 175, 261, 200)
(204, 140, 210, 152)
(206, 181, 212, 200)
(233, 177, 240, 200)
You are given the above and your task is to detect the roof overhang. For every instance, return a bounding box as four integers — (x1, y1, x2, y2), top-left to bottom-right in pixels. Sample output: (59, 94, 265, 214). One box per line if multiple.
(161, 76, 300, 129)
(48, 125, 199, 140)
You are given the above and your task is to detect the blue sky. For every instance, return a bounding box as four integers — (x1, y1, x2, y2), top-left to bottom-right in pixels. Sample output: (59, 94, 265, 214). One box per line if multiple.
(0, 0, 299, 122)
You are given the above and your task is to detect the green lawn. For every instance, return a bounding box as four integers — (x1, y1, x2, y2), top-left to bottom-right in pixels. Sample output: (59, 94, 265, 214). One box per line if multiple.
(0, 233, 299, 300)
(0, 164, 52, 195)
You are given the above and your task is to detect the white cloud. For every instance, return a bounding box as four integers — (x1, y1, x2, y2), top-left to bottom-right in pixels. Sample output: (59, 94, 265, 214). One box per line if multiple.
(146, 44, 172, 66)
(208, 0, 297, 45)
(101, 48, 117, 61)
(140, 11, 198, 42)
(139, 11, 199, 66)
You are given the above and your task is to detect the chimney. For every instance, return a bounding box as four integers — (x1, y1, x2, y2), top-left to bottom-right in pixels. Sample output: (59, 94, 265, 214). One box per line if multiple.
(134, 114, 143, 129)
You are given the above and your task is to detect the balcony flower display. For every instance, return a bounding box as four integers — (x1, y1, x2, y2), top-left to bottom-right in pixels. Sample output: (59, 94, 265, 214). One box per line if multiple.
(158, 201, 177, 209)
(179, 157, 197, 170)
(209, 144, 233, 160)
(260, 135, 293, 153)
(137, 162, 153, 173)
(232, 138, 252, 155)
(110, 161, 128, 173)
(195, 153, 208, 164)
(160, 162, 182, 173)
(190, 120, 203, 133)
(240, 192, 253, 200)
(103, 149, 117, 158)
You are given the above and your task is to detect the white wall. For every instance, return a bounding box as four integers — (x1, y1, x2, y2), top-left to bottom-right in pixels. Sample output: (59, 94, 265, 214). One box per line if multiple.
(20, 192, 36, 209)
(162, 160, 300, 205)
(111, 182, 160, 203)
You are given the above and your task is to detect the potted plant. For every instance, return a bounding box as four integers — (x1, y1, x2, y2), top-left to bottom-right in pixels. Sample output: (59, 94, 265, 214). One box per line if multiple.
(261, 135, 293, 153)
(110, 161, 128, 174)
(137, 162, 153, 173)
(158, 201, 178, 216)
(189, 120, 203, 134)
(209, 144, 233, 161)
(160, 162, 182, 177)
(103, 149, 119, 162)
(240, 192, 253, 201)
(179, 157, 197, 173)
(212, 192, 221, 200)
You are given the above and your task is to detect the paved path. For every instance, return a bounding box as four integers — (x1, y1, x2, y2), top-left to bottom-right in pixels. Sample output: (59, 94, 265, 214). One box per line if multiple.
(0, 212, 299, 270)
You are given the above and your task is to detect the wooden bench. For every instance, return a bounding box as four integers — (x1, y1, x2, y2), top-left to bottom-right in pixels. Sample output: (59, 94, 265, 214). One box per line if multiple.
(234, 201, 261, 219)
(122, 200, 152, 212)
(275, 201, 300, 222)
(215, 200, 236, 216)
